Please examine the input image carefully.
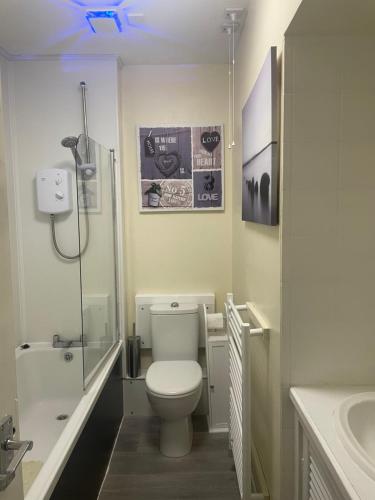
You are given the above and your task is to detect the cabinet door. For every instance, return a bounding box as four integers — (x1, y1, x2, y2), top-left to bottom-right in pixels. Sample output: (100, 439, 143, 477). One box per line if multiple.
(208, 340, 229, 431)
(295, 417, 349, 500)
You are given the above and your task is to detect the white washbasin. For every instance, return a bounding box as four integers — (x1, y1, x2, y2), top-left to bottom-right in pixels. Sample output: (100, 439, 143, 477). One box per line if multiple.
(336, 392, 375, 480)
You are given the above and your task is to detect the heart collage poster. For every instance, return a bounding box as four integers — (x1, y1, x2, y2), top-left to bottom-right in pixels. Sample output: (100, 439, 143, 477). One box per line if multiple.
(138, 125, 224, 211)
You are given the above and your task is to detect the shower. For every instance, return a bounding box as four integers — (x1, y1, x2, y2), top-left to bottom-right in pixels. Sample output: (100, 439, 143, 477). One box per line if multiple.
(61, 135, 82, 165)
(49, 135, 91, 260)
(48, 82, 96, 260)
(61, 135, 97, 177)
(35, 83, 98, 260)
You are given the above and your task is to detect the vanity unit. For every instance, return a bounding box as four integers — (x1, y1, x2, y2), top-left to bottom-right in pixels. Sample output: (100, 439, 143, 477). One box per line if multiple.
(290, 386, 375, 500)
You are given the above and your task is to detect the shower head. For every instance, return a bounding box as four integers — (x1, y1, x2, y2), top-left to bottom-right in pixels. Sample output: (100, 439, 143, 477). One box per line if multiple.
(61, 136, 79, 148)
(61, 136, 82, 165)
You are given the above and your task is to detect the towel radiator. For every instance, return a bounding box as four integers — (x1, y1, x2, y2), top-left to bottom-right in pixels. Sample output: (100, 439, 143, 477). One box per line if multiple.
(226, 292, 270, 500)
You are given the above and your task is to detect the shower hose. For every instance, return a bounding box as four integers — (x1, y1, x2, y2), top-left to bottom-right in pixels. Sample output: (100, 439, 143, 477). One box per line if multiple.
(50, 207, 89, 260)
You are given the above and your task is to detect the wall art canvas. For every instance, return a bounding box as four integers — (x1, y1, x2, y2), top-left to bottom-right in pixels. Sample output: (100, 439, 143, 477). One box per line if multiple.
(138, 125, 224, 212)
(242, 47, 278, 225)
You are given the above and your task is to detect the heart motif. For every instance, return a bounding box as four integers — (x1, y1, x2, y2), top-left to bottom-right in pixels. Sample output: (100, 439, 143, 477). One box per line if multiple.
(155, 152, 180, 178)
(201, 131, 221, 153)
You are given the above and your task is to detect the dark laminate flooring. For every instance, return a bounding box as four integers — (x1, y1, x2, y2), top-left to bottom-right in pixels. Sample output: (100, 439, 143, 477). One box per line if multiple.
(99, 416, 241, 500)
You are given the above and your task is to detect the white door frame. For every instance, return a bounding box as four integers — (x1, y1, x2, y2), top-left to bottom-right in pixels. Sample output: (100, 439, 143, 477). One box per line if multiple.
(0, 53, 24, 500)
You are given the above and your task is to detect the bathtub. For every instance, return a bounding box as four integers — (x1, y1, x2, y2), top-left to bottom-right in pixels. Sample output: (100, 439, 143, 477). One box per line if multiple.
(16, 341, 123, 500)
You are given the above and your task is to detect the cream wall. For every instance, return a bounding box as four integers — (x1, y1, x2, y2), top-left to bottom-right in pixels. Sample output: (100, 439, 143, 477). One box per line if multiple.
(121, 65, 232, 333)
(232, 1, 302, 498)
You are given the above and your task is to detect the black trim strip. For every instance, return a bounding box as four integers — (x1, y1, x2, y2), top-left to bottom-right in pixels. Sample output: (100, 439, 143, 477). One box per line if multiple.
(243, 141, 277, 168)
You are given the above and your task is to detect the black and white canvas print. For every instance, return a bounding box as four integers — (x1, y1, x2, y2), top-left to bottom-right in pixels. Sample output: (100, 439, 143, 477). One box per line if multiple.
(242, 47, 278, 225)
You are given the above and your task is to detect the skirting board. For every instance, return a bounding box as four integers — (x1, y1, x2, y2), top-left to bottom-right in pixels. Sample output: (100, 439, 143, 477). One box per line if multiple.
(251, 440, 270, 500)
(209, 426, 229, 433)
(206, 415, 229, 434)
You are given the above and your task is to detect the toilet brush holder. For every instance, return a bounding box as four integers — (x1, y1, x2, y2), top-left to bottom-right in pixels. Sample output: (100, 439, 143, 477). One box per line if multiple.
(127, 335, 141, 378)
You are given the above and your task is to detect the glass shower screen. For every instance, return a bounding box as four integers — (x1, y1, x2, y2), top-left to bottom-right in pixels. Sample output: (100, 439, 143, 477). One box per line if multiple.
(76, 136, 119, 387)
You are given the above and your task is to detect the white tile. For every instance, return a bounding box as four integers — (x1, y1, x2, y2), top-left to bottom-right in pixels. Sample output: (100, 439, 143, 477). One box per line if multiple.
(283, 93, 294, 143)
(289, 282, 340, 384)
(283, 38, 295, 94)
(281, 385, 295, 430)
(289, 275, 375, 385)
(293, 37, 340, 92)
(284, 234, 340, 284)
(339, 142, 375, 189)
(281, 140, 292, 192)
(337, 188, 375, 251)
(340, 37, 375, 92)
(290, 141, 339, 190)
(283, 34, 375, 389)
(292, 91, 340, 143)
(280, 427, 295, 500)
(340, 92, 375, 144)
(289, 188, 338, 237)
(280, 280, 291, 375)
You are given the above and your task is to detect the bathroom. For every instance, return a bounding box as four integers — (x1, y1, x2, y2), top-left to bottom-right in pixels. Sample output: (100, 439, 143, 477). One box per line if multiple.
(1, 0, 375, 499)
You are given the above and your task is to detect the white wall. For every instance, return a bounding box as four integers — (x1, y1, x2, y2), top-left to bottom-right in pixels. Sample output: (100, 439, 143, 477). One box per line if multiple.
(121, 64, 232, 335)
(5, 57, 120, 345)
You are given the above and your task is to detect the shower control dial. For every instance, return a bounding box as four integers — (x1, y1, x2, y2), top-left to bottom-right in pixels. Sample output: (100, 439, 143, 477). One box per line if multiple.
(55, 176, 62, 185)
(55, 191, 64, 200)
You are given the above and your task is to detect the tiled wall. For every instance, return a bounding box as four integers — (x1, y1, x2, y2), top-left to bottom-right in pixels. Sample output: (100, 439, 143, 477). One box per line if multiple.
(6, 59, 120, 345)
(282, 34, 375, 393)
(281, 34, 375, 499)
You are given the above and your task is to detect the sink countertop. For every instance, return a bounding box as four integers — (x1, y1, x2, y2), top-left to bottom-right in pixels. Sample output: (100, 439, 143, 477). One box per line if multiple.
(290, 386, 375, 500)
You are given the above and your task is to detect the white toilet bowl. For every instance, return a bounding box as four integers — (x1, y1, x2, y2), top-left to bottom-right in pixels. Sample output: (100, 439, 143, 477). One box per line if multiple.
(146, 360, 202, 457)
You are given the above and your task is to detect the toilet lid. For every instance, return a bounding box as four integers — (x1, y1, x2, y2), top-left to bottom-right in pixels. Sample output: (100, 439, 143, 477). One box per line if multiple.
(146, 361, 202, 396)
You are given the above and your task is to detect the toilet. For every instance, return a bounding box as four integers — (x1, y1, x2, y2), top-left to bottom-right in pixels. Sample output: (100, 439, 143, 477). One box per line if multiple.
(145, 303, 202, 457)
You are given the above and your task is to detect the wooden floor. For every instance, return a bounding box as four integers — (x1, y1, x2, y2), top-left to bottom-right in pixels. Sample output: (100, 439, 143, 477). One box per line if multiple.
(99, 416, 241, 500)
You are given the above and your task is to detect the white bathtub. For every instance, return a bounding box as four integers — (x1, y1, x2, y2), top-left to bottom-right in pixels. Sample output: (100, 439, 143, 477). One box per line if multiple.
(16, 341, 123, 500)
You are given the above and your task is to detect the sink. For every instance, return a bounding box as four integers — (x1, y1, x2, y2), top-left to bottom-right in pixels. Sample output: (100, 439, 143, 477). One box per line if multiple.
(336, 392, 375, 479)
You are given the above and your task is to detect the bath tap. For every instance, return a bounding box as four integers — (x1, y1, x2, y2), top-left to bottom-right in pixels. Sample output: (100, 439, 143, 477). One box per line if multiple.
(52, 334, 87, 348)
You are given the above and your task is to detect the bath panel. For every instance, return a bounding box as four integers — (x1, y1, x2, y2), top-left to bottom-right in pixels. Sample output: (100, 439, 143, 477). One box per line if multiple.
(50, 355, 123, 500)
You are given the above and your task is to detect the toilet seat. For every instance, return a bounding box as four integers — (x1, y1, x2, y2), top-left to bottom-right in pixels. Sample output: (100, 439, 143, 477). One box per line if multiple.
(146, 360, 202, 397)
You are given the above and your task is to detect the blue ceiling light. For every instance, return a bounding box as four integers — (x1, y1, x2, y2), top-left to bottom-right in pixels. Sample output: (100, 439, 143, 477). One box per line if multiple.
(85, 9, 123, 33)
(71, 0, 124, 7)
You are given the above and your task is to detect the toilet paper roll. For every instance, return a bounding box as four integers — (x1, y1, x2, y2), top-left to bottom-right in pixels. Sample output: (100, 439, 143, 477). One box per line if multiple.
(207, 313, 224, 331)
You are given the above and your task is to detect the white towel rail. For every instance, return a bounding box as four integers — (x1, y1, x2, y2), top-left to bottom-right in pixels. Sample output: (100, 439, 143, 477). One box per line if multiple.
(226, 293, 269, 500)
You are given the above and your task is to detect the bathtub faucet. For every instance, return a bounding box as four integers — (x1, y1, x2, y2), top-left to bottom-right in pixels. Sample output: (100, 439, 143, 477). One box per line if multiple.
(52, 334, 87, 348)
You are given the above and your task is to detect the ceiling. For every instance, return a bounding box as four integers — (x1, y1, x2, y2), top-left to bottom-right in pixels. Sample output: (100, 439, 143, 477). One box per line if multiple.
(0, 0, 249, 64)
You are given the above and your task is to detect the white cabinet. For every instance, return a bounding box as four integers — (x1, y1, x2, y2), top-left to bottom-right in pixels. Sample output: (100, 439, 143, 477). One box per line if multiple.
(206, 336, 229, 432)
(294, 415, 349, 500)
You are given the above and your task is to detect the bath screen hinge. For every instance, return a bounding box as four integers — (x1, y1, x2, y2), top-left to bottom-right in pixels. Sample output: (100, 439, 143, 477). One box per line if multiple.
(0, 415, 33, 491)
